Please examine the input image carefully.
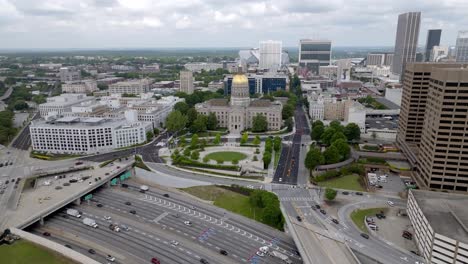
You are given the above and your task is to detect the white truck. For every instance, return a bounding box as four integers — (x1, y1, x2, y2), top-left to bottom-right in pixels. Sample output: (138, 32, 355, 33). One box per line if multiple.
(140, 185, 149, 193)
(271, 251, 292, 264)
(83, 218, 98, 228)
(66, 209, 81, 218)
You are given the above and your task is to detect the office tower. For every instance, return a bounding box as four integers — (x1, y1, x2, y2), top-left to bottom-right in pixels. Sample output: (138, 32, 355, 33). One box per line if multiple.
(455, 31, 468, 62)
(417, 66, 468, 192)
(397, 63, 468, 191)
(392, 12, 421, 75)
(366, 53, 394, 66)
(179, 70, 194, 94)
(259, 40, 282, 70)
(298, 39, 331, 75)
(59, 67, 81, 82)
(424, 29, 442, 61)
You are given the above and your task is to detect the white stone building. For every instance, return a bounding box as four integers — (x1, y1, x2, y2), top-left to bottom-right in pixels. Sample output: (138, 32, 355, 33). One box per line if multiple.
(344, 101, 366, 133)
(62, 80, 98, 94)
(59, 67, 81, 82)
(195, 73, 282, 134)
(259, 40, 282, 70)
(38, 94, 95, 117)
(184, 63, 223, 72)
(30, 116, 152, 154)
(385, 87, 403, 106)
(408, 190, 468, 264)
(109, 79, 152, 94)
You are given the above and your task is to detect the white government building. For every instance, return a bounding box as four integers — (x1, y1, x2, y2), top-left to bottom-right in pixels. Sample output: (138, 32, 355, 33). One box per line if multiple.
(195, 72, 283, 134)
(30, 113, 152, 155)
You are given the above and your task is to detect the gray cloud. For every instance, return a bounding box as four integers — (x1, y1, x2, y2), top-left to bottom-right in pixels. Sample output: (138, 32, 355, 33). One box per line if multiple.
(0, 0, 465, 48)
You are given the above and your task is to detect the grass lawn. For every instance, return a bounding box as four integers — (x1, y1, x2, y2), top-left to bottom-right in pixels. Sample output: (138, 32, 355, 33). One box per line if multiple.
(0, 240, 76, 264)
(350, 208, 387, 233)
(181, 186, 272, 228)
(317, 174, 365, 191)
(205, 151, 247, 162)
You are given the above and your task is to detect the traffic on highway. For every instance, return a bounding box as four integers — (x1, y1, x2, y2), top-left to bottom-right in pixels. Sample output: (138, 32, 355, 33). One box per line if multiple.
(29, 184, 302, 264)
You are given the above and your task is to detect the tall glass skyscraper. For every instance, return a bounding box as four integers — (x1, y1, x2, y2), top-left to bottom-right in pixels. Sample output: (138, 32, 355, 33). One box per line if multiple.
(392, 12, 421, 76)
(424, 29, 441, 62)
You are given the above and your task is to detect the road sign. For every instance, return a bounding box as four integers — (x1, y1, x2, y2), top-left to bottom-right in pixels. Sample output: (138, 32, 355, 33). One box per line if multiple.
(84, 194, 93, 201)
(110, 178, 118, 186)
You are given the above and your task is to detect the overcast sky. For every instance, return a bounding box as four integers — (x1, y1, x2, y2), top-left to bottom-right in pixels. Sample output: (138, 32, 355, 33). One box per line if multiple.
(0, 0, 467, 49)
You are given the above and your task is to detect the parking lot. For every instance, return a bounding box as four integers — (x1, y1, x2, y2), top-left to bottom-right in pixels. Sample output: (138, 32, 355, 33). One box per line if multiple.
(367, 207, 418, 254)
(367, 169, 406, 194)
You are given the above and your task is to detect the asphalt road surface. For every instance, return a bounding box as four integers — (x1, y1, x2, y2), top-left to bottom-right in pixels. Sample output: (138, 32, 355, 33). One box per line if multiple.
(273, 106, 309, 185)
(30, 186, 302, 264)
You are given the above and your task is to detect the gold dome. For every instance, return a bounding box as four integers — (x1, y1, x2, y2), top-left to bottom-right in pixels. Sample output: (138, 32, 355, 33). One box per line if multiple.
(232, 74, 248, 84)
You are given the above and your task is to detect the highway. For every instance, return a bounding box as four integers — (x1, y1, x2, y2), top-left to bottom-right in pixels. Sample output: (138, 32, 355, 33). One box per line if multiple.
(30, 186, 302, 264)
(11, 112, 40, 150)
(273, 106, 310, 185)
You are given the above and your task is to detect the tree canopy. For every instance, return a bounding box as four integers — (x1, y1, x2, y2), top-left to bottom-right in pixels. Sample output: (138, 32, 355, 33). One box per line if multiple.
(344, 123, 361, 141)
(166, 110, 187, 132)
(323, 145, 341, 164)
(252, 114, 268, 132)
(325, 188, 337, 201)
(304, 147, 324, 175)
(206, 113, 218, 130)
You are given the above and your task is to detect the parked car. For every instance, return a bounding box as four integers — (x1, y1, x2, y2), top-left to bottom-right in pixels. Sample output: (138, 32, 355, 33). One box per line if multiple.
(320, 209, 326, 215)
(355, 192, 363, 196)
(171, 240, 179, 246)
(296, 216, 302, 222)
(360, 233, 369, 239)
(106, 255, 115, 262)
(315, 204, 321, 209)
(387, 201, 395, 207)
(96, 203, 103, 208)
(332, 219, 339, 224)
(219, 249, 228, 255)
(342, 191, 349, 195)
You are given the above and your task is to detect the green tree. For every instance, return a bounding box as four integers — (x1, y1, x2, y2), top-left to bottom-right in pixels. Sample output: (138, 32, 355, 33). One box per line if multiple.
(186, 108, 198, 126)
(191, 150, 200, 160)
(311, 124, 324, 141)
(304, 147, 324, 176)
(263, 151, 272, 169)
(253, 135, 261, 146)
(285, 117, 294, 132)
(190, 134, 199, 149)
(166, 110, 188, 133)
(190, 114, 207, 133)
(97, 83, 108, 90)
(206, 113, 218, 130)
(183, 148, 191, 156)
(146, 131, 154, 141)
(203, 156, 209, 163)
(312, 120, 324, 128)
(12, 100, 29, 110)
(320, 127, 336, 145)
(331, 139, 350, 161)
(282, 104, 294, 120)
(323, 145, 340, 164)
(240, 132, 249, 144)
(32, 94, 47, 104)
(273, 136, 281, 152)
(325, 188, 337, 201)
(344, 123, 361, 141)
(264, 137, 273, 153)
(330, 132, 347, 144)
(179, 135, 186, 147)
(4, 77, 16, 85)
(153, 128, 160, 136)
(252, 114, 268, 132)
(213, 133, 221, 145)
(329, 120, 344, 132)
(174, 102, 189, 115)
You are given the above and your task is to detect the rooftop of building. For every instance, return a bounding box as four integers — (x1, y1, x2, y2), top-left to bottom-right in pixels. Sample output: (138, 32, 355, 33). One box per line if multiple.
(411, 190, 468, 243)
(31, 116, 127, 128)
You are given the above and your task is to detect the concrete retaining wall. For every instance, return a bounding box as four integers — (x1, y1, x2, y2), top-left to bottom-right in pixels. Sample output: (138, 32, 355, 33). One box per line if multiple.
(10, 227, 101, 264)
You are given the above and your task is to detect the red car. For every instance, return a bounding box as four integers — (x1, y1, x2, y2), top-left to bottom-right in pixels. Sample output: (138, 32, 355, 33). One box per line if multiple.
(151, 258, 160, 264)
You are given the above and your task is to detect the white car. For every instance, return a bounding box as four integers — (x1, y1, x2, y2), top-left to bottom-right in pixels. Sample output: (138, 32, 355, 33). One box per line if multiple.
(170, 240, 179, 246)
(106, 255, 115, 262)
(184, 221, 192, 226)
(279, 178, 283, 182)
(104, 216, 112, 220)
(387, 201, 394, 207)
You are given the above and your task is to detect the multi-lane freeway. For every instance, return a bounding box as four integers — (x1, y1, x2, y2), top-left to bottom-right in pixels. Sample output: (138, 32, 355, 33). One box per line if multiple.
(31, 185, 302, 264)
